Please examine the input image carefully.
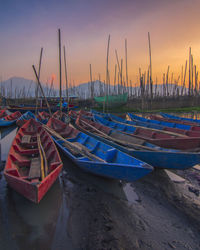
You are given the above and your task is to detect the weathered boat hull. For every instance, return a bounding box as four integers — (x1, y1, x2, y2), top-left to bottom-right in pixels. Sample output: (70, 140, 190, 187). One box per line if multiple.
(150, 115, 200, 130)
(73, 115, 200, 169)
(16, 111, 36, 127)
(8, 105, 76, 114)
(4, 119, 63, 203)
(128, 113, 192, 130)
(94, 115, 200, 150)
(0, 119, 16, 127)
(160, 112, 200, 124)
(47, 118, 153, 182)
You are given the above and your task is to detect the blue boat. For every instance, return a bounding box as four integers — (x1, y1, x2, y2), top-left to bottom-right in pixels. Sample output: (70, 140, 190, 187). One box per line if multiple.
(93, 114, 200, 150)
(16, 111, 36, 127)
(0, 111, 22, 127)
(46, 118, 153, 182)
(0, 119, 16, 127)
(109, 113, 166, 130)
(160, 112, 200, 124)
(74, 116, 200, 170)
(128, 113, 192, 130)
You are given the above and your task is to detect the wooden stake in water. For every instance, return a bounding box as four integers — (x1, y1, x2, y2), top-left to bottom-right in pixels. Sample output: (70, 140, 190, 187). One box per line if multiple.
(148, 32, 153, 100)
(189, 47, 191, 96)
(63, 45, 69, 114)
(32, 65, 52, 116)
(125, 39, 128, 91)
(182, 60, 187, 96)
(103, 34, 110, 113)
(89, 64, 93, 99)
(35, 48, 43, 115)
(58, 29, 62, 114)
(114, 64, 117, 94)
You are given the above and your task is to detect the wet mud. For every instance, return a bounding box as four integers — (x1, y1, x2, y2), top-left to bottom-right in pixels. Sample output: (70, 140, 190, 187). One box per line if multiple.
(0, 127, 200, 250)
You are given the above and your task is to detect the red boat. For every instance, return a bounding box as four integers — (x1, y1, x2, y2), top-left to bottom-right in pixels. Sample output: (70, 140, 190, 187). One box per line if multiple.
(37, 111, 50, 123)
(4, 111, 22, 121)
(162, 126, 200, 137)
(0, 109, 8, 118)
(93, 114, 200, 150)
(79, 109, 93, 117)
(52, 110, 69, 122)
(150, 114, 200, 130)
(4, 119, 63, 203)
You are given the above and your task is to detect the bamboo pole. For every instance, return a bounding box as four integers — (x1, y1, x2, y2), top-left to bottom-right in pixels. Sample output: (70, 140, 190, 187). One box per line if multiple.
(191, 55, 194, 95)
(63, 45, 69, 114)
(32, 65, 52, 116)
(125, 39, 128, 91)
(182, 60, 187, 96)
(103, 34, 110, 113)
(78, 118, 158, 151)
(114, 64, 117, 94)
(189, 47, 191, 96)
(89, 64, 93, 99)
(35, 48, 43, 115)
(148, 32, 153, 101)
(194, 65, 197, 95)
(115, 49, 122, 88)
(58, 29, 62, 115)
(37, 134, 45, 180)
(121, 59, 123, 93)
(43, 124, 106, 162)
(166, 66, 170, 96)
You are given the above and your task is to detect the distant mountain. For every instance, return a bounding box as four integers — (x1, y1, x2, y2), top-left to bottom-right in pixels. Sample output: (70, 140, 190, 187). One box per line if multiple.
(0, 77, 188, 99)
(0, 77, 57, 98)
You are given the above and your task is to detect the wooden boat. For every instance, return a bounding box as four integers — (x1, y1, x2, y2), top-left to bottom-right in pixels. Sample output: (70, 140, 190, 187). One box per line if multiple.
(7, 105, 76, 113)
(0, 111, 22, 127)
(72, 115, 200, 169)
(4, 119, 63, 203)
(16, 111, 36, 127)
(108, 113, 200, 138)
(94, 115, 200, 150)
(128, 113, 194, 130)
(46, 117, 153, 182)
(160, 112, 200, 124)
(0, 109, 8, 118)
(53, 111, 70, 123)
(37, 111, 51, 124)
(79, 109, 93, 117)
(149, 114, 200, 130)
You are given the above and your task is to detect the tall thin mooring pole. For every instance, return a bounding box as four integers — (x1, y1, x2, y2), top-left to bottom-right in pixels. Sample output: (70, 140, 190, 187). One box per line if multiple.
(148, 32, 153, 100)
(63, 45, 69, 114)
(35, 47, 43, 115)
(125, 39, 128, 91)
(58, 29, 62, 114)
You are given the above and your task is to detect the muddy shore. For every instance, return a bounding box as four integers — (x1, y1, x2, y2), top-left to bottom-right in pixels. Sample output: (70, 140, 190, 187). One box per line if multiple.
(1, 129, 200, 249)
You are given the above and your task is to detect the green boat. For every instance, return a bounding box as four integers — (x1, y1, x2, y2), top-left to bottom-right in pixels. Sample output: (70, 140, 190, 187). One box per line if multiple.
(94, 93, 128, 107)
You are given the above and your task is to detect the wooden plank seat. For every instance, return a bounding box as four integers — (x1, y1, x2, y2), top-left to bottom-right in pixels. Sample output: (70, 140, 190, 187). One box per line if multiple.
(21, 135, 32, 144)
(9, 153, 30, 166)
(28, 157, 41, 180)
(13, 144, 39, 155)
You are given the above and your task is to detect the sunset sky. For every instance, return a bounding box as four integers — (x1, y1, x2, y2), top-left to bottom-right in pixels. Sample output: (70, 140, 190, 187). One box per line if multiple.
(1, 0, 200, 87)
